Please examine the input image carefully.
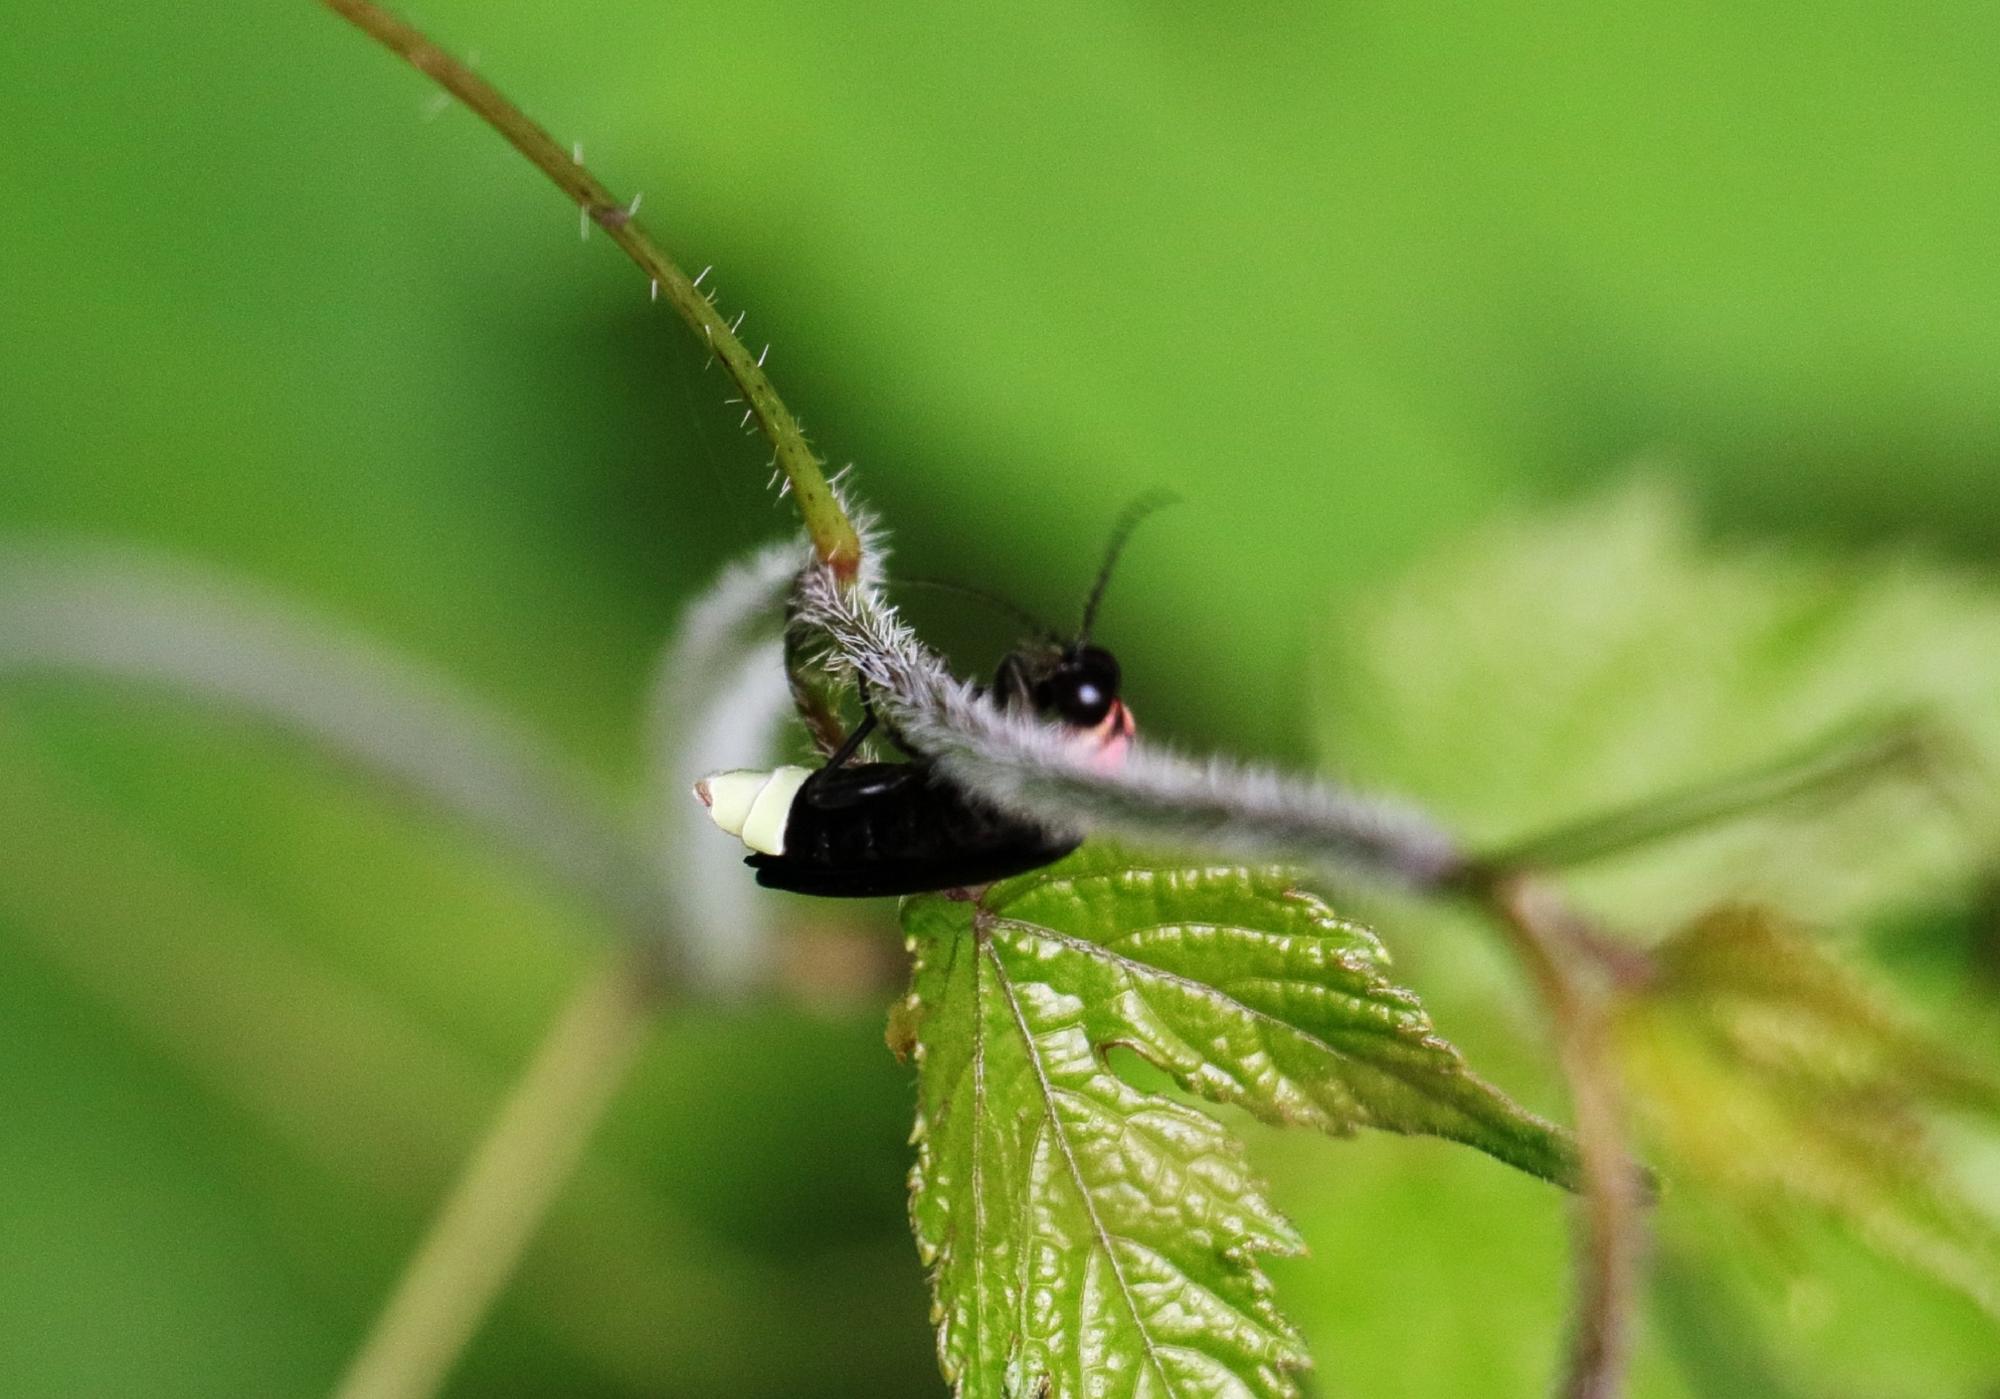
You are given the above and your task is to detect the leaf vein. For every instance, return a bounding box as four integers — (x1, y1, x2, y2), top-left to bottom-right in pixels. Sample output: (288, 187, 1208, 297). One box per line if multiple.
(983, 934, 1183, 1399)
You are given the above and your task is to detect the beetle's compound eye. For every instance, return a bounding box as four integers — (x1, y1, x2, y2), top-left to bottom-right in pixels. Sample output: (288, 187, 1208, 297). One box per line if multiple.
(1037, 645, 1121, 728)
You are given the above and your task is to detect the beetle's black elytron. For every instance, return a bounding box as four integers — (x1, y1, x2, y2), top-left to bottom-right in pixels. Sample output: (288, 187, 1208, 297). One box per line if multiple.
(737, 726, 1086, 898)
(695, 496, 1167, 898)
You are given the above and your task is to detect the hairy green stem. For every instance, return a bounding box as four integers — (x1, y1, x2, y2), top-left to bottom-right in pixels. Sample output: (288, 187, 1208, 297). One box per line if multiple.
(334, 953, 664, 1399)
(318, 0, 863, 580)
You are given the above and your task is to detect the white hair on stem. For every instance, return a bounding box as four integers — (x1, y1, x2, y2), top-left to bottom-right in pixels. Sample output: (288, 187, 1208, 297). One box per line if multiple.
(647, 498, 891, 988)
(789, 554, 1467, 891)
(646, 538, 802, 993)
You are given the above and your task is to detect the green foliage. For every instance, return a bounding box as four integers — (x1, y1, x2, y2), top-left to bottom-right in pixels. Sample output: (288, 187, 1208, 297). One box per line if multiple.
(1317, 485, 2000, 1389)
(1620, 906, 2000, 1319)
(1321, 483, 2000, 931)
(902, 846, 1580, 1398)
(7, 0, 2000, 1390)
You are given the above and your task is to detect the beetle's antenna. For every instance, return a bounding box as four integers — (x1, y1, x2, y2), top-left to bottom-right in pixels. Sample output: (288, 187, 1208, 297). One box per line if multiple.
(1078, 490, 1177, 643)
(899, 576, 1059, 640)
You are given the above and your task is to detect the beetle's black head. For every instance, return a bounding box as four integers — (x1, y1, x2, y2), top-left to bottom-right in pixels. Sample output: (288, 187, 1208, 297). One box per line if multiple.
(992, 642, 1122, 727)
(930, 491, 1172, 750)
(990, 639, 1135, 762)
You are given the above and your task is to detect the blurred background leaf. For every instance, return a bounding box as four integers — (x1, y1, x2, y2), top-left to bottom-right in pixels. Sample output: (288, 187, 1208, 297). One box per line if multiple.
(1317, 484, 2000, 932)
(1314, 491, 2000, 1396)
(3, 0, 1999, 1394)
(1622, 906, 2000, 1322)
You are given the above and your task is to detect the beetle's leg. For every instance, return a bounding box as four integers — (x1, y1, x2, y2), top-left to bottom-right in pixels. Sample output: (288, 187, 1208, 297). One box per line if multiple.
(991, 650, 1035, 712)
(819, 707, 878, 775)
(856, 681, 927, 761)
(798, 691, 921, 814)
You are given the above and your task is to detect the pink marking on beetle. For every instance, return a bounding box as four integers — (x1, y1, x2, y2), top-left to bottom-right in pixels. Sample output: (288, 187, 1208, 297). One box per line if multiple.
(1070, 700, 1135, 771)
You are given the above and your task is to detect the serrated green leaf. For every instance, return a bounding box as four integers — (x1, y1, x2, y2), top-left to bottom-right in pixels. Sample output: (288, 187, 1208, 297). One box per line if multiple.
(905, 900, 1307, 1399)
(903, 846, 1582, 1399)
(983, 847, 1584, 1186)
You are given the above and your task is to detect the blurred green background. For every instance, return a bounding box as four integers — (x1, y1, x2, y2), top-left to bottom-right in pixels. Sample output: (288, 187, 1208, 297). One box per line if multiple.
(2, 0, 1998, 1394)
